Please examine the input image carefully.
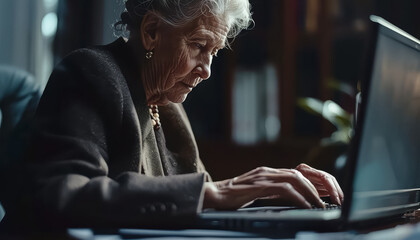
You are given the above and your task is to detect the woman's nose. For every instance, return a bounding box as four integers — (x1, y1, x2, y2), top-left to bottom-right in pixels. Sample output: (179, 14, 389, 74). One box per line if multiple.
(194, 65, 211, 80)
(193, 57, 212, 80)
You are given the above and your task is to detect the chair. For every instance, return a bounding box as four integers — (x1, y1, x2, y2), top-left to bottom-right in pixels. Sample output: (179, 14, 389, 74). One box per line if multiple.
(0, 65, 42, 223)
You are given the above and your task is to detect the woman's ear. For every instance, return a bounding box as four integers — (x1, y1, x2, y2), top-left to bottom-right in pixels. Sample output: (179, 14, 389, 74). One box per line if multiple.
(140, 12, 161, 50)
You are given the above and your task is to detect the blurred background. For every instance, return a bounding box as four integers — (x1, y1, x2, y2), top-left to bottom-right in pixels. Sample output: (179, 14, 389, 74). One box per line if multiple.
(1, 0, 419, 181)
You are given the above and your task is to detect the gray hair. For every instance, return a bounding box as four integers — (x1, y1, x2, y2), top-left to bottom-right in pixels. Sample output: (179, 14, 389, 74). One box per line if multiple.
(115, 0, 253, 41)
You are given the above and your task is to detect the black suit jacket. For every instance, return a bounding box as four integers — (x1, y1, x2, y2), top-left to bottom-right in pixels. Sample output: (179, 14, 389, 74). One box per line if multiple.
(23, 38, 208, 228)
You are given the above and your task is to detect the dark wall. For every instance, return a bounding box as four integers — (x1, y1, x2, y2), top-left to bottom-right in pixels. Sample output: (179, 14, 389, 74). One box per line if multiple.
(373, 0, 420, 39)
(54, 0, 105, 64)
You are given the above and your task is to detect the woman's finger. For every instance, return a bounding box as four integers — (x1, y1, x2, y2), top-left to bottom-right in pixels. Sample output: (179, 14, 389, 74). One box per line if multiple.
(260, 182, 312, 209)
(296, 164, 343, 205)
(312, 173, 341, 205)
(284, 170, 325, 208)
(239, 171, 324, 208)
(282, 169, 318, 193)
(214, 181, 304, 209)
(331, 175, 344, 201)
(316, 189, 330, 196)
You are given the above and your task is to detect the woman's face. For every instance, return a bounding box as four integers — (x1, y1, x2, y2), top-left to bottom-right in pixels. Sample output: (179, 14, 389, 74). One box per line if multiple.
(151, 15, 229, 104)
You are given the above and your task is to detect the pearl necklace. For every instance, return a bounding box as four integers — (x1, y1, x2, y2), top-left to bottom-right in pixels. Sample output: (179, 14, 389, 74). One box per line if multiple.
(149, 105, 161, 130)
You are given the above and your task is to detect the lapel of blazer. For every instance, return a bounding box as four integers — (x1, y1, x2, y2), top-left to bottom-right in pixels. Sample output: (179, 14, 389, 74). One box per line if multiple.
(159, 103, 200, 173)
(108, 38, 164, 176)
(134, 93, 164, 176)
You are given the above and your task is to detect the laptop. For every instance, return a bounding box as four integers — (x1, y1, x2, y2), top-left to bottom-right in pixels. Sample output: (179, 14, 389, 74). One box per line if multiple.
(194, 15, 420, 234)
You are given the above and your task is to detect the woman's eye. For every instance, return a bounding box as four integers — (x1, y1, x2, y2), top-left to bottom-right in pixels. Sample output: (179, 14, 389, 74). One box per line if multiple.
(195, 43, 205, 49)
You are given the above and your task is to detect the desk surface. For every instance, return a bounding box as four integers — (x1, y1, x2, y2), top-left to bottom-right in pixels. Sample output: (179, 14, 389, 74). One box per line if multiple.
(63, 220, 420, 240)
(1, 218, 420, 240)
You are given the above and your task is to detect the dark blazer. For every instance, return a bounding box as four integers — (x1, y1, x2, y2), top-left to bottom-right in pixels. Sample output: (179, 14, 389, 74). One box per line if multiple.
(23, 38, 208, 228)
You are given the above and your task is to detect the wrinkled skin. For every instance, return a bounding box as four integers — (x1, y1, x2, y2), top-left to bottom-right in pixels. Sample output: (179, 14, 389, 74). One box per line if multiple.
(135, 13, 228, 105)
(204, 164, 344, 210)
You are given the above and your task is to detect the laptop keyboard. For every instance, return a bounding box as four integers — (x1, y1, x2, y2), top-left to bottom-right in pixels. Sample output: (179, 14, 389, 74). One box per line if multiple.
(237, 203, 341, 213)
(310, 203, 342, 211)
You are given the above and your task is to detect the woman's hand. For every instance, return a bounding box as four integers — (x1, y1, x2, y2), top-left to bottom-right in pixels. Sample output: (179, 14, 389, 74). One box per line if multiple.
(295, 163, 344, 205)
(203, 164, 343, 210)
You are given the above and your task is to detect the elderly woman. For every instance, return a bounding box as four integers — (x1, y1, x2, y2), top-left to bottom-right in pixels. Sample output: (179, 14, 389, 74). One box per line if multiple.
(23, 0, 343, 227)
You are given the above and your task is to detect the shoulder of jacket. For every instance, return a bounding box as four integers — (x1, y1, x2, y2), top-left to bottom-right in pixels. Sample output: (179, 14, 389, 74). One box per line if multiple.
(63, 46, 115, 68)
(50, 46, 127, 100)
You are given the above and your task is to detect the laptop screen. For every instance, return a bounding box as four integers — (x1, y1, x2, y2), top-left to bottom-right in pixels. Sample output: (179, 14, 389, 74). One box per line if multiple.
(349, 17, 420, 221)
